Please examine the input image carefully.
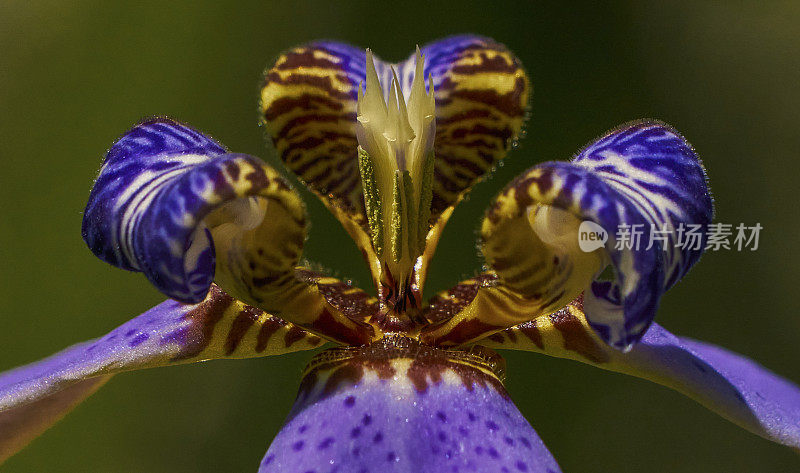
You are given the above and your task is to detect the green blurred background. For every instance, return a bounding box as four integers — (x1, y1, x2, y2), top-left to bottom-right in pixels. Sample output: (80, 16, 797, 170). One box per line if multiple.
(1, 1, 799, 471)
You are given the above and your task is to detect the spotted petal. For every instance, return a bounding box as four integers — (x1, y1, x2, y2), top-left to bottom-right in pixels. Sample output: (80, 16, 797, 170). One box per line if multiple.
(0, 285, 323, 462)
(480, 297, 800, 449)
(260, 36, 530, 277)
(259, 342, 561, 472)
(82, 118, 372, 343)
(433, 121, 713, 349)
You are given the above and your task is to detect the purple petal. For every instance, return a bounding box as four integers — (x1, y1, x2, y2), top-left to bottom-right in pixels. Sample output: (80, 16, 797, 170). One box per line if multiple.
(482, 308, 800, 449)
(0, 286, 322, 461)
(0, 377, 108, 462)
(631, 324, 800, 448)
(260, 344, 561, 473)
(481, 121, 714, 350)
(82, 117, 307, 303)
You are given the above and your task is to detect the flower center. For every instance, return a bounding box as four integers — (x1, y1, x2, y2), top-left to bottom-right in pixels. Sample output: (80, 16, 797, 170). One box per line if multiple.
(297, 336, 507, 405)
(356, 49, 436, 320)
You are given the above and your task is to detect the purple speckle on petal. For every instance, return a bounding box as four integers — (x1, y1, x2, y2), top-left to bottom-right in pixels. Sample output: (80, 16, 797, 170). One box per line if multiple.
(515, 460, 529, 472)
(488, 447, 499, 458)
(518, 437, 531, 449)
(436, 411, 447, 422)
(317, 437, 334, 450)
(350, 427, 361, 438)
(386, 451, 397, 462)
(292, 440, 305, 451)
(468, 412, 477, 422)
(504, 436, 515, 446)
(299, 424, 309, 433)
(261, 454, 274, 466)
(344, 395, 356, 407)
(438, 431, 447, 442)
(485, 420, 499, 431)
(373, 432, 383, 443)
(129, 333, 149, 347)
(361, 414, 372, 425)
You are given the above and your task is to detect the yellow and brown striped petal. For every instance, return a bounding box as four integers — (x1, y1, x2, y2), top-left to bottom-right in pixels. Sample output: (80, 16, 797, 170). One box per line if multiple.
(260, 37, 530, 287)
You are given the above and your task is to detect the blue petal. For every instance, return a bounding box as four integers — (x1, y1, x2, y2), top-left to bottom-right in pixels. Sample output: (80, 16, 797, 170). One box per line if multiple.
(82, 118, 306, 303)
(481, 121, 713, 350)
(260, 345, 561, 473)
(572, 121, 713, 348)
(482, 313, 800, 449)
(0, 286, 322, 461)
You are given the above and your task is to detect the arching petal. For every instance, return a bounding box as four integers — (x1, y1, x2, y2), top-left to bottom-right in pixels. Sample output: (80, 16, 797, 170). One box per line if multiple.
(480, 297, 800, 449)
(260, 42, 376, 277)
(260, 36, 530, 285)
(419, 35, 531, 218)
(456, 121, 713, 349)
(259, 342, 561, 473)
(0, 285, 323, 462)
(82, 118, 372, 344)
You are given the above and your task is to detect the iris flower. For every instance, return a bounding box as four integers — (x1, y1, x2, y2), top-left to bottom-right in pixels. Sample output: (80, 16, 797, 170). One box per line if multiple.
(1, 35, 798, 472)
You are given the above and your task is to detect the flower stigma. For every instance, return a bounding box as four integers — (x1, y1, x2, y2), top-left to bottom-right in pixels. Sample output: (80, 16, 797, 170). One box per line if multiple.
(356, 48, 436, 323)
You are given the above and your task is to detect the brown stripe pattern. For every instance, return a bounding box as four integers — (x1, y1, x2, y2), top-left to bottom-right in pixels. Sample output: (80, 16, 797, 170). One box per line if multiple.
(168, 285, 325, 362)
(260, 43, 366, 229)
(296, 337, 507, 405)
(478, 294, 610, 365)
(428, 37, 531, 219)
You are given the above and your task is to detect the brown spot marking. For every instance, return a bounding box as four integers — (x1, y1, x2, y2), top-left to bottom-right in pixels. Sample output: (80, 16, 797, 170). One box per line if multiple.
(255, 317, 288, 352)
(224, 161, 240, 180)
(548, 297, 609, 363)
(169, 285, 232, 361)
(264, 91, 343, 120)
(406, 344, 507, 397)
(284, 325, 308, 348)
(422, 274, 497, 324)
(297, 338, 505, 404)
(306, 307, 373, 346)
(425, 317, 502, 347)
(295, 268, 380, 323)
(274, 47, 347, 72)
(297, 347, 396, 401)
(437, 76, 527, 118)
(450, 51, 520, 75)
(515, 319, 544, 350)
(223, 306, 260, 355)
(264, 71, 354, 102)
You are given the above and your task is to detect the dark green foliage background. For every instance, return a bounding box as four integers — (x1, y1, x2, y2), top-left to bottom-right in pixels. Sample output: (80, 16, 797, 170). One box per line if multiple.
(1, 1, 798, 471)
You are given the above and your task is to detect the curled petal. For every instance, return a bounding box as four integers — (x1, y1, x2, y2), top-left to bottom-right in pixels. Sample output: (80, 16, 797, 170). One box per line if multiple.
(420, 35, 530, 217)
(480, 297, 800, 449)
(81, 118, 372, 342)
(83, 117, 307, 304)
(0, 285, 323, 462)
(259, 341, 561, 472)
(480, 121, 713, 349)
